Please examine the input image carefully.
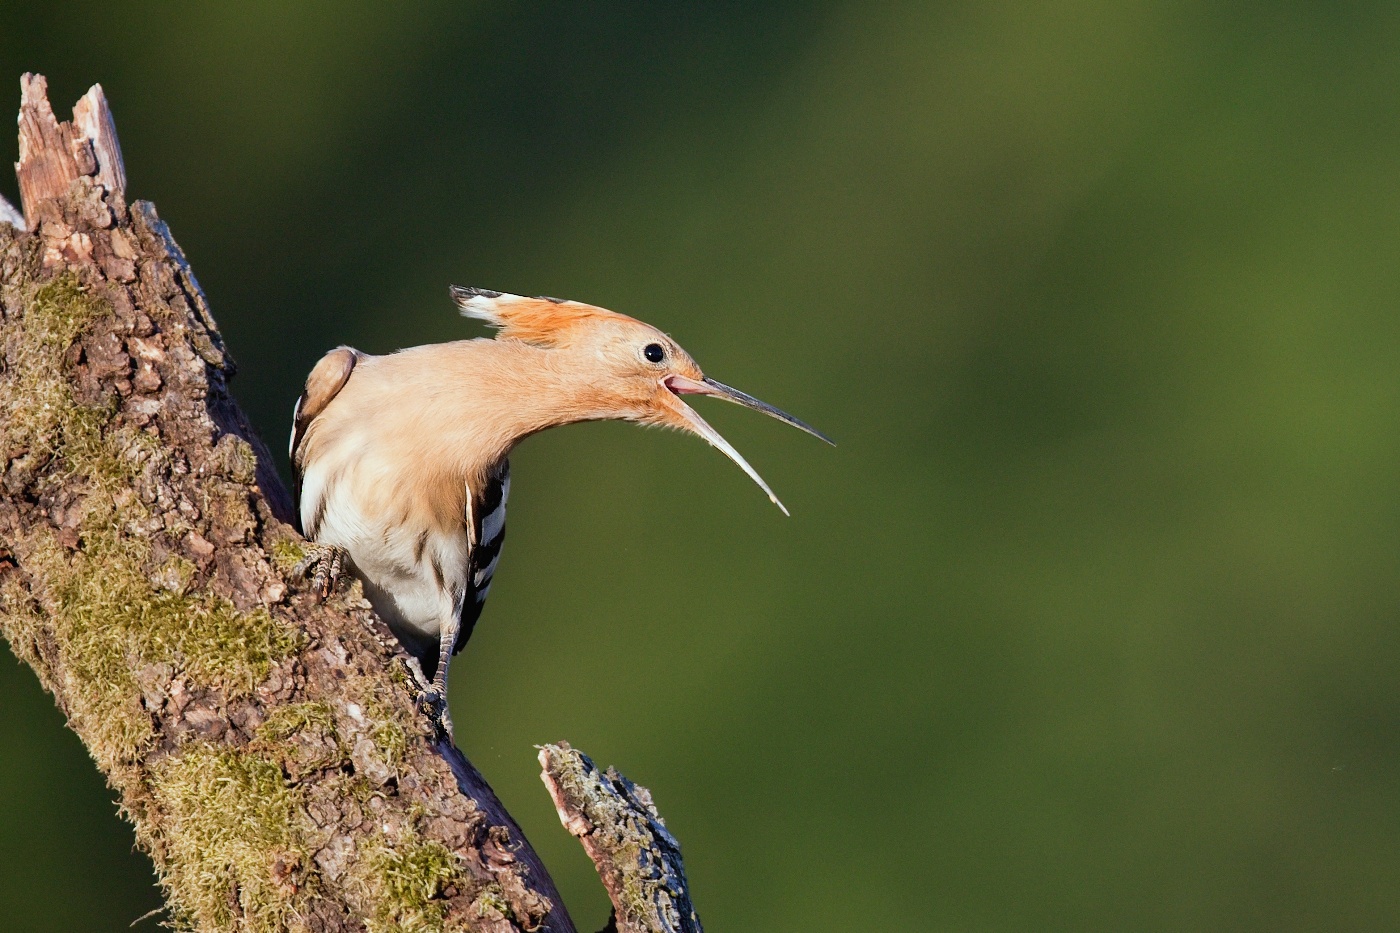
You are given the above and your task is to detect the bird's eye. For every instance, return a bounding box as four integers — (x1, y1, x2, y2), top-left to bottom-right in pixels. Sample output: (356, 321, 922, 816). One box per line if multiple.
(643, 343, 666, 364)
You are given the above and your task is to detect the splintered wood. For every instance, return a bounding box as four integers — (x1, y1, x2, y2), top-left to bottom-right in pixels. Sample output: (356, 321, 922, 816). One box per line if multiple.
(16, 74, 125, 231)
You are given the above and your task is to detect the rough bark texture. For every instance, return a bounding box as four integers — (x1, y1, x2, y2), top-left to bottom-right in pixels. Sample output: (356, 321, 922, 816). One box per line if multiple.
(0, 75, 700, 933)
(540, 745, 703, 933)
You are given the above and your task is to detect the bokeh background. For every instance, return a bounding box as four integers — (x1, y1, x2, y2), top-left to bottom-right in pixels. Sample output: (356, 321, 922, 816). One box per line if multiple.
(3, 2, 1400, 930)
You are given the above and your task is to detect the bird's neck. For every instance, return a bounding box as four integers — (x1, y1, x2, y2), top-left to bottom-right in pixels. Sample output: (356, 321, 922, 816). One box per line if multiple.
(423, 339, 621, 485)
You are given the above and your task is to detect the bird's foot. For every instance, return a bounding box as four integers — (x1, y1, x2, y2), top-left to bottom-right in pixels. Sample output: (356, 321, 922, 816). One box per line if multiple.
(292, 544, 348, 600)
(399, 659, 454, 738)
(417, 684, 454, 740)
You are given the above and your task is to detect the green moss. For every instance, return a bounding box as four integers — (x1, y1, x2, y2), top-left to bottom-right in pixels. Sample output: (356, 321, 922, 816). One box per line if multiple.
(219, 435, 259, 485)
(0, 274, 301, 769)
(357, 832, 464, 933)
(340, 666, 419, 776)
(268, 536, 309, 576)
(18, 524, 302, 767)
(0, 276, 107, 469)
(154, 554, 198, 595)
(257, 702, 337, 743)
(368, 714, 409, 770)
(150, 713, 438, 933)
(254, 701, 350, 781)
(474, 886, 515, 923)
(0, 274, 101, 473)
(617, 844, 653, 923)
(152, 744, 316, 933)
(0, 272, 456, 930)
(8, 535, 153, 760)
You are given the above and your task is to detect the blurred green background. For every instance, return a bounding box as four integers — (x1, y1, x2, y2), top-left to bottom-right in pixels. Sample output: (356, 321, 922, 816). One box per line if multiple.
(4, 1, 1400, 930)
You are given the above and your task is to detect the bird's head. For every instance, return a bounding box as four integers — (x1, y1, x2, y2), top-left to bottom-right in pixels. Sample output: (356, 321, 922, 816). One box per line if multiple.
(451, 285, 832, 514)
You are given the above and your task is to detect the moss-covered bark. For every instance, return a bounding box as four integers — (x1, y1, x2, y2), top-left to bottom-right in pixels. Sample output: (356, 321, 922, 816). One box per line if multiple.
(539, 745, 702, 933)
(0, 78, 569, 933)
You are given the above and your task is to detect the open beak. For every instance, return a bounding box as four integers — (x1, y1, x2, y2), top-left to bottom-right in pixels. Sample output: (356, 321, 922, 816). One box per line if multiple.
(663, 374, 834, 516)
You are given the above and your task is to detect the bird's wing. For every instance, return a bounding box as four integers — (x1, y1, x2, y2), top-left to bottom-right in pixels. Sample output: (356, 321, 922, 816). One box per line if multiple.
(454, 459, 510, 655)
(289, 346, 361, 531)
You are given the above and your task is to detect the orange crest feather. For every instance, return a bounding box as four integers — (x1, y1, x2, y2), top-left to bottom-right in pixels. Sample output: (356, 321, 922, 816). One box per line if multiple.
(450, 286, 628, 346)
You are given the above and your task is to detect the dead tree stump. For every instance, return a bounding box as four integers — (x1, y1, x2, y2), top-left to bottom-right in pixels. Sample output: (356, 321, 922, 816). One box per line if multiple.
(0, 75, 701, 933)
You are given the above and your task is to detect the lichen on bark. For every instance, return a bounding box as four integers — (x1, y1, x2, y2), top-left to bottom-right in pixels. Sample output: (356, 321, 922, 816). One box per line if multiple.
(2, 75, 702, 933)
(0, 161, 560, 933)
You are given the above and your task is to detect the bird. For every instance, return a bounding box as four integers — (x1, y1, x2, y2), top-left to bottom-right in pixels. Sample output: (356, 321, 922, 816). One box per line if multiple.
(289, 286, 831, 728)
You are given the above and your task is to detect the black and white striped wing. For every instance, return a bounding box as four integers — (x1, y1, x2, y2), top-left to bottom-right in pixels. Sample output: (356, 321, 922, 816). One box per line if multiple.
(456, 460, 510, 654)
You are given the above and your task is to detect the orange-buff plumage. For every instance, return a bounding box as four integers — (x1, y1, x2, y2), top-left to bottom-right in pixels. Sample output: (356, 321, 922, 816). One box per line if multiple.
(290, 287, 831, 729)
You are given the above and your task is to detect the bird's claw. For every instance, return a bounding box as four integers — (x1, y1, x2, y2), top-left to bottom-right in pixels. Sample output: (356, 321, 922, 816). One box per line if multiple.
(418, 684, 454, 739)
(293, 544, 348, 600)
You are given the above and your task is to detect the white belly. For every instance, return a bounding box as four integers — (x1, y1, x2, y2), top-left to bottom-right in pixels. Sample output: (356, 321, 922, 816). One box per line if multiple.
(304, 463, 468, 653)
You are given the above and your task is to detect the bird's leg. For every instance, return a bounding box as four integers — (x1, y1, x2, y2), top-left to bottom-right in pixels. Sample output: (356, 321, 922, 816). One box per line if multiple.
(420, 684, 454, 739)
(417, 615, 459, 738)
(293, 543, 349, 600)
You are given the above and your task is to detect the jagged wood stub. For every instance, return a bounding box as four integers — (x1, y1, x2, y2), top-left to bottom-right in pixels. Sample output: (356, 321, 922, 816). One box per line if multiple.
(0, 74, 583, 933)
(540, 744, 703, 933)
(16, 75, 124, 231)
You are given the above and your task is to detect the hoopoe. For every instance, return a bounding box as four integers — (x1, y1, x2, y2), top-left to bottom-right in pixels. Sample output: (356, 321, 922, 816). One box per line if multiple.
(290, 286, 830, 726)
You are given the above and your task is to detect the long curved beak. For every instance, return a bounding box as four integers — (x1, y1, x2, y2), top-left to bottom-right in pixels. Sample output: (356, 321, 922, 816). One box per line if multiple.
(663, 374, 834, 516)
(665, 375, 835, 445)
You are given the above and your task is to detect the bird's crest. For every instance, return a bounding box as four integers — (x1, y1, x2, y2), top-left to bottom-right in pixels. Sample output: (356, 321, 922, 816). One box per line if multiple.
(450, 285, 630, 347)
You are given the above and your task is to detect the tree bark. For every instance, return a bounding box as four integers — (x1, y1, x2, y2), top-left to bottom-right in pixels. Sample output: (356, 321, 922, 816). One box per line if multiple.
(539, 744, 703, 933)
(0, 75, 701, 933)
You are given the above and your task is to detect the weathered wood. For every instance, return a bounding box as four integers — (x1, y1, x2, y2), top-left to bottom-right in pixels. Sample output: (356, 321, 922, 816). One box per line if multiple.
(540, 744, 703, 933)
(70, 82, 127, 196)
(15, 74, 126, 231)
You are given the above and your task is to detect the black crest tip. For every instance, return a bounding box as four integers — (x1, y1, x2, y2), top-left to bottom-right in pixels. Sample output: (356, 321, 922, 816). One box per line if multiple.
(449, 285, 503, 301)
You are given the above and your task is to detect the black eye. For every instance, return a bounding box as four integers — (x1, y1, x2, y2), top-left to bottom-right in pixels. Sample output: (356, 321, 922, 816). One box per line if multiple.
(643, 343, 666, 363)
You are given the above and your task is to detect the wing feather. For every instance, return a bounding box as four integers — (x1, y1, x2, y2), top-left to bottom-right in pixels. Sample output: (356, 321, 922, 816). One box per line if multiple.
(289, 346, 361, 532)
(454, 460, 510, 655)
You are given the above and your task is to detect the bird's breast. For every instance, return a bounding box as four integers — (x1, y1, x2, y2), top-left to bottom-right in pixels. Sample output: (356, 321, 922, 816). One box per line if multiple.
(304, 451, 471, 645)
